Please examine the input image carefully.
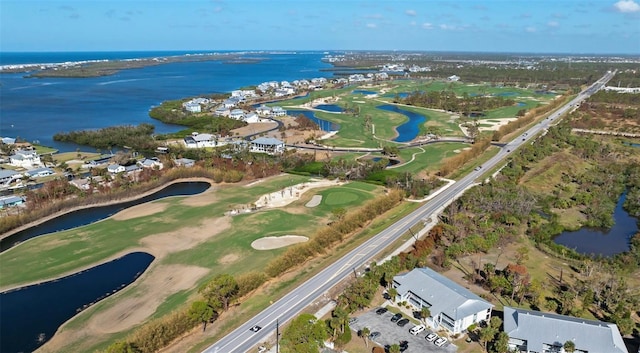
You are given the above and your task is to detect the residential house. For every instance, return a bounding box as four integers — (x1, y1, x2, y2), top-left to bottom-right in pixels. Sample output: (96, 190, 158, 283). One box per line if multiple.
(24, 167, 55, 178)
(503, 306, 628, 353)
(183, 133, 218, 148)
(2, 137, 16, 145)
(0, 170, 20, 185)
(139, 158, 163, 170)
(214, 106, 231, 116)
(107, 164, 126, 174)
(270, 106, 286, 117)
(174, 158, 195, 168)
(255, 105, 272, 116)
(250, 137, 285, 155)
(244, 112, 262, 123)
(183, 101, 201, 113)
(222, 98, 239, 108)
(392, 267, 493, 335)
(0, 195, 25, 209)
(9, 150, 42, 168)
(89, 154, 115, 167)
(275, 87, 295, 97)
(229, 109, 246, 120)
(448, 75, 460, 82)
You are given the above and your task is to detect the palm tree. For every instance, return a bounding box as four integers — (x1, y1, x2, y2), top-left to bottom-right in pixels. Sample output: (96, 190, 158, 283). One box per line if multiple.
(420, 306, 431, 326)
(359, 327, 370, 347)
(563, 340, 576, 353)
(388, 344, 401, 353)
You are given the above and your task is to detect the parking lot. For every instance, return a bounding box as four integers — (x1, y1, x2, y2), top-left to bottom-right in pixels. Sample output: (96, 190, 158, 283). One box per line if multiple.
(350, 308, 457, 353)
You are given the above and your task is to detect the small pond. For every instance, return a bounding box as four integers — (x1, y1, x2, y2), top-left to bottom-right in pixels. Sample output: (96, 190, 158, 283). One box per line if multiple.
(371, 157, 400, 167)
(314, 104, 343, 113)
(383, 92, 410, 99)
(0, 181, 211, 252)
(554, 191, 639, 257)
(352, 90, 377, 95)
(0, 252, 155, 353)
(287, 110, 339, 131)
(376, 104, 427, 143)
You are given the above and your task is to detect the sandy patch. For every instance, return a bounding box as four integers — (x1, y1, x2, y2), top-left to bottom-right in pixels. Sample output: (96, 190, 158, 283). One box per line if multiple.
(255, 179, 344, 208)
(112, 202, 169, 221)
(219, 253, 240, 265)
(140, 217, 231, 258)
(305, 195, 323, 208)
(251, 235, 309, 250)
(88, 264, 209, 334)
(353, 100, 366, 103)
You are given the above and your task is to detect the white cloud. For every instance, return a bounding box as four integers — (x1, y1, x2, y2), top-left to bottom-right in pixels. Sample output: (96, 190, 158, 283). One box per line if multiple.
(405, 9, 417, 16)
(525, 26, 537, 33)
(548, 21, 559, 27)
(614, 0, 640, 12)
(422, 22, 433, 29)
(366, 23, 377, 28)
(364, 14, 384, 19)
(440, 24, 459, 30)
(409, 21, 417, 26)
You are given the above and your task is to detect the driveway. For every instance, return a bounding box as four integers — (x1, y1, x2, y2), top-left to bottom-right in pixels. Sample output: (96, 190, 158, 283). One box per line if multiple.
(350, 308, 457, 353)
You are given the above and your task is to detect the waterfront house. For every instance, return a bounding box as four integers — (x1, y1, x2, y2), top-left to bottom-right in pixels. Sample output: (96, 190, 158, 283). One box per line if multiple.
(256, 105, 272, 116)
(250, 137, 285, 155)
(244, 112, 262, 123)
(392, 267, 493, 335)
(222, 99, 238, 108)
(183, 101, 201, 113)
(503, 306, 628, 353)
(9, 150, 42, 168)
(24, 167, 55, 178)
(183, 133, 218, 148)
(448, 75, 460, 82)
(270, 106, 286, 117)
(89, 154, 115, 167)
(1, 137, 16, 145)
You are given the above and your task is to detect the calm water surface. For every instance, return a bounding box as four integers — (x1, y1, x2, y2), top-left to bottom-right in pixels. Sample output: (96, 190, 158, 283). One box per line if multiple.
(376, 104, 427, 142)
(0, 252, 155, 353)
(554, 192, 639, 256)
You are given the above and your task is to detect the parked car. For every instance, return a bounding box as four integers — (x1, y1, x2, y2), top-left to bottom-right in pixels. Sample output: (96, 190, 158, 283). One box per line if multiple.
(435, 337, 448, 347)
(397, 318, 410, 327)
(257, 346, 267, 353)
(425, 333, 438, 342)
(410, 324, 425, 335)
(369, 331, 381, 339)
(375, 307, 388, 315)
(348, 317, 357, 325)
(399, 340, 409, 352)
(390, 313, 403, 322)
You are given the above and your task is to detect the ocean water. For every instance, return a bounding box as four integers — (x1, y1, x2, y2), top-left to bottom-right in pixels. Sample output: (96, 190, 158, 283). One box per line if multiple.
(0, 52, 333, 152)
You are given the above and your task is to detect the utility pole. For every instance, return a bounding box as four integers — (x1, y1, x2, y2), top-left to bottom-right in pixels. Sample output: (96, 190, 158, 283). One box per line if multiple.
(276, 318, 279, 353)
(353, 267, 358, 278)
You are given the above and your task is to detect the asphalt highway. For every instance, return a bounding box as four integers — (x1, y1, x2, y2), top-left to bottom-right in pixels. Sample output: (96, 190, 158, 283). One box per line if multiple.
(203, 71, 614, 353)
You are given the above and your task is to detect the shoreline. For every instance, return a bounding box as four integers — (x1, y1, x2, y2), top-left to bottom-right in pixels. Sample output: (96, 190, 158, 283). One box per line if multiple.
(0, 177, 214, 243)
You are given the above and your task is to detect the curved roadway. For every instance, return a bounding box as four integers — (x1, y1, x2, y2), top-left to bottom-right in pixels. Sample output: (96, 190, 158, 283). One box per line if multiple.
(203, 70, 614, 353)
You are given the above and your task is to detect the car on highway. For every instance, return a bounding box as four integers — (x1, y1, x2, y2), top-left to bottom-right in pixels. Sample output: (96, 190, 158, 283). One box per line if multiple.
(397, 318, 410, 327)
(369, 331, 381, 339)
(425, 332, 438, 342)
(434, 336, 448, 347)
(250, 325, 262, 332)
(375, 307, 388, 315)
(390, 313, 403, 322)
(409, 324, 425, 335)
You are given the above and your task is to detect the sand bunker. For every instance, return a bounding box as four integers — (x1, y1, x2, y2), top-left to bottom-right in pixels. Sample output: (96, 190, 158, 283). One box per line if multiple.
(305, 195, 323, 208)
(255, 179, 343, 208)
(251, 235, 309, 250)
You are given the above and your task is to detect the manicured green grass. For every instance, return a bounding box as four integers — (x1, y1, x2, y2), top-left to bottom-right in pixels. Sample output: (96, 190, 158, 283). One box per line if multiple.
(392, 142, 469, 175)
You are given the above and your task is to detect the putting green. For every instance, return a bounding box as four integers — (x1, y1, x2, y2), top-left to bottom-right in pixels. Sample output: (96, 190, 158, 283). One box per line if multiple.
(323, 191, 360, 206)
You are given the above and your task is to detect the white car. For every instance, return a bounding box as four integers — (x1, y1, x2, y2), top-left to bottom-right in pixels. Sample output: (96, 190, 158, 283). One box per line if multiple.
(434, 337, 448, 347)
(410, 324, 425, 335)
(257, 346, 267, 353)
(425, 332, 438, 342)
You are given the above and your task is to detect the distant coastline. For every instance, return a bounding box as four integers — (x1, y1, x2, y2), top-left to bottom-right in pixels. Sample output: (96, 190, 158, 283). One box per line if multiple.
(0, 51, 289, 77)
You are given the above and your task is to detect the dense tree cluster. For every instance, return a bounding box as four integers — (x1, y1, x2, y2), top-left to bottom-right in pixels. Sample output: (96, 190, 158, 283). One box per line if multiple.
(401, 90, 515, 114)
(53, 124, 158, 152)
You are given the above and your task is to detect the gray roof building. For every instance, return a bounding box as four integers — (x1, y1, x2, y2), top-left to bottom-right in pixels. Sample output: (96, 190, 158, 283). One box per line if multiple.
(504, 306, 628, 353)
(393, 267, 493, 334)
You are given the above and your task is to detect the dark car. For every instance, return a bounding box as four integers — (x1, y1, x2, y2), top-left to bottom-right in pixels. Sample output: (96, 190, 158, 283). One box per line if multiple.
(399, 340, 409, 352)
(397, 318, 410, 327)
(250, 325, 262, 332)
(376, 307, 388, 315)
(390, 313, 403, 322)
(369, 331, 381, 339)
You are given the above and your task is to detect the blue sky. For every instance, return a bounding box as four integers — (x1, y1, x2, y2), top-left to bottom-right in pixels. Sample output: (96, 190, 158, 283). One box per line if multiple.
(2, 0, 639, 54)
